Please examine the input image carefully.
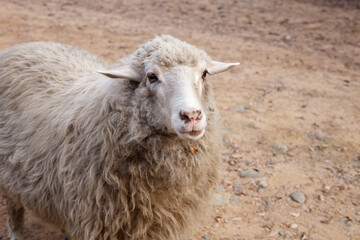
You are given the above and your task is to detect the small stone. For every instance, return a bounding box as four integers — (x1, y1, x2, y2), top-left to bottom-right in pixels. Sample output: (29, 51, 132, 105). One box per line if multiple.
(283, 35, 292, 41)
(289, 223, 298, 229)
(231, 217, 242, 221)
(308, 133, 324, 141)
(324, 185, 331, 192)
(202, 235, 210, 240)
(272, 143, 288, 154)
(263, 222, 274, 230)
(355, 217, 360, 222)
(257, 180, 268, 188)
(290, 212, 300, 217)
(319, 194, 325, 201)
(215, 216, 225, 224)
(290, 192, 306, 204)
(320, 217, 334, 224)
(300, 232, 307, 240)
(342, 216, 352, 226)
(232, 153, 242, 159)
(240, 169, 262, 178)
(233, 184, 244, 195)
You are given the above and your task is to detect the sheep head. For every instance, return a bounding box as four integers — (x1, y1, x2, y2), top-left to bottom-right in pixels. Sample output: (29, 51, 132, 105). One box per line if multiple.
(98, 35, 239, 140)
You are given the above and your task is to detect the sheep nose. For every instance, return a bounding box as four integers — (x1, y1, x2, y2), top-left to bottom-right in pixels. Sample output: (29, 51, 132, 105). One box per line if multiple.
(179, 110, 202, 123)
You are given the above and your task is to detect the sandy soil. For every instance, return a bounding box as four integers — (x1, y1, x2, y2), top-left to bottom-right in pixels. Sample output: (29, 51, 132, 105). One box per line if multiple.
(0, 0, 359, 239)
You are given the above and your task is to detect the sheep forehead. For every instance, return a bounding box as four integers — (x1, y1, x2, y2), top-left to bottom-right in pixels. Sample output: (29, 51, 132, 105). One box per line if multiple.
(142, 35, 210, 68)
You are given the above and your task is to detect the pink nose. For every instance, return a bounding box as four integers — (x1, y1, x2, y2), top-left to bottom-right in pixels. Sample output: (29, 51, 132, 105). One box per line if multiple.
(179, 110, 202, 123)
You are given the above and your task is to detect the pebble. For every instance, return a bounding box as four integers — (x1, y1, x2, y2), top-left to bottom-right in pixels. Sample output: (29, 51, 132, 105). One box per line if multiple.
(215, 216, 225, 224)
(290, 192, 306, 204)
(289, 223, 298, 229)
(308, 133, 324, 141)
(232, 153, 242, 159)
(240, 169, 262, 178)
(319, 194, 325, 201)
(257, 180, 268, 188)
(202, 235, 210, 240)
(342, 216, 352, 226)
(233, 184, 244, 195)
(272, 143, 288, 154)
(324, 185, 331, 192)
(290, 212, 300, 217)
(265, 82, 284, 91)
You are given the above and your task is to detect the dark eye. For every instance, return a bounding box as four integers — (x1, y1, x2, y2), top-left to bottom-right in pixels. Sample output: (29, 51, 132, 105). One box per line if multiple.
(202, 70, 208, 81)
(147, 72, 158, 84)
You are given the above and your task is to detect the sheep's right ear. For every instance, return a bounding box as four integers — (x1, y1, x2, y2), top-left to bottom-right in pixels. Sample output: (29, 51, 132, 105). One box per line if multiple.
(97, 65, 143, 82)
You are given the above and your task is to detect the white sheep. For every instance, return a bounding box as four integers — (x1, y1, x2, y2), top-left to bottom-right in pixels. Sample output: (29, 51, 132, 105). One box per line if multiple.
(0, 35, 239, 240)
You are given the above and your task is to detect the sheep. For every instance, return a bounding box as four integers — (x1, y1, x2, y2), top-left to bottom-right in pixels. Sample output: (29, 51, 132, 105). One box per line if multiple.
(0, 35, 239, 240)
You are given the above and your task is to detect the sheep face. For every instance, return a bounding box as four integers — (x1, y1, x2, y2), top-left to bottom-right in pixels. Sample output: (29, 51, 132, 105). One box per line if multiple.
(144, 63, 208, 140)
(98, 35, 239, 140)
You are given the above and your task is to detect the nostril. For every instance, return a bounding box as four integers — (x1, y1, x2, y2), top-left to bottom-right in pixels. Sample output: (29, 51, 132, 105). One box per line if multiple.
(179, 110, 190, 122)
(179, 110, 202, 122)
(196, 110, 202, 121)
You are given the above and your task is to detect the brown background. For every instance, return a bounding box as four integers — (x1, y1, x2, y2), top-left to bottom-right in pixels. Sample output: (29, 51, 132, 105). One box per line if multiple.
(0, 0, 359, 239)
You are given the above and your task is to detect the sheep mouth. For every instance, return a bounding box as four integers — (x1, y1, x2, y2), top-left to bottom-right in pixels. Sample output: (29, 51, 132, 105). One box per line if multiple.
(179, 130, 203, 137)
(187, 130, 203, 136)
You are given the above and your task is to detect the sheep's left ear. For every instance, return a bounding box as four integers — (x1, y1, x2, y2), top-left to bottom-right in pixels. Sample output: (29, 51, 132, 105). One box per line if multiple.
(97, 65, 143, 82)
(207, 61, 240, 75)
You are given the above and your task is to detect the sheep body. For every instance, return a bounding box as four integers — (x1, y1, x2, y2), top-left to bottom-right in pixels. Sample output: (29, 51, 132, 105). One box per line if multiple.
(0, 38, 221, 240)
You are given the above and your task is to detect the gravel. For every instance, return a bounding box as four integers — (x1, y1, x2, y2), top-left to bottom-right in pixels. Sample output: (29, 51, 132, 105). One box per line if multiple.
(308, 133, 324, 141)
(240, 169, 262, 178)
(257, 180, 268, 188)
(233, 184, 244, 195)
(290, 192, 306, 204)
(272, 143, 288, 154)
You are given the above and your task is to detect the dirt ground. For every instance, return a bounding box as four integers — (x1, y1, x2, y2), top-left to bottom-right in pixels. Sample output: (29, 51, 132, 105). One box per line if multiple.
(0, 0, 359, 239)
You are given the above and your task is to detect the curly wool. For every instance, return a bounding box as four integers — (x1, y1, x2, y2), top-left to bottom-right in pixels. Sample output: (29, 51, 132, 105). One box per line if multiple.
(0, 37, 220, 240)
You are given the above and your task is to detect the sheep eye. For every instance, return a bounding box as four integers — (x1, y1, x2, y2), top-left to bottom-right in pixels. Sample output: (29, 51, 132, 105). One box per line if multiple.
(202, 70, 208, 81)
(147, 72, 158, 84)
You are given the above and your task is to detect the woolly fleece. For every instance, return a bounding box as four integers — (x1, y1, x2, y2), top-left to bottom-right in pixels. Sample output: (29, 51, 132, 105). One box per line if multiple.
(0, 35, 221, 240)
